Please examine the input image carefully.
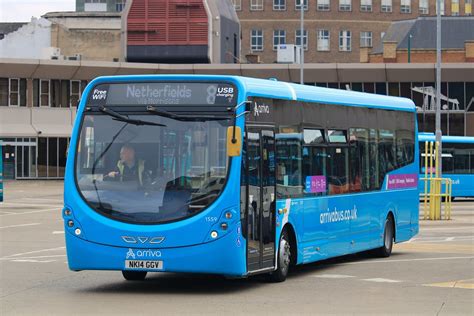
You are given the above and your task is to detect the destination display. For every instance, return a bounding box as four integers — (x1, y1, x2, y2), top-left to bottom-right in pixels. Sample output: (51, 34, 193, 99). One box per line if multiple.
(87, 82, 237, 106)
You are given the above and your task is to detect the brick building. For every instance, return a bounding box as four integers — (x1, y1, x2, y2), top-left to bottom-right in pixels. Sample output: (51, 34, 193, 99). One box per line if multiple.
(233, 0, 473, 63)
(368, 16, 474, 63)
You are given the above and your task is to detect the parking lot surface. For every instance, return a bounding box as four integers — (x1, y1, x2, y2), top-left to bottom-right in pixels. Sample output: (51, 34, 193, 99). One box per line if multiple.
(1, 181, 473, 315)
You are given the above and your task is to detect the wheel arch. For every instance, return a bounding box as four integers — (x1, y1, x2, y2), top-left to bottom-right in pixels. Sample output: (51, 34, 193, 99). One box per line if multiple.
(281, 223, 297, 266)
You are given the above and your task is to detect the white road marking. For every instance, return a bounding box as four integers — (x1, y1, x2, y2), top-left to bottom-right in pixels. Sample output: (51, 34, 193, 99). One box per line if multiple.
(421, 227, 474, 231)
(342, 256, 474, 265)
(1, 246, 65, 259)
(52, 231, 65, 234)
(312, 274, 355, 279)
(2, 254, 66, 261)
(445, 237, 455, 241)
(0, 223, 41, 229)
(0, 202, 61, 207)
(23, 197, 63, 203)
(362, 278, 402, 283)
(0, 208, 58, 216)
(11, 259, 56, 263)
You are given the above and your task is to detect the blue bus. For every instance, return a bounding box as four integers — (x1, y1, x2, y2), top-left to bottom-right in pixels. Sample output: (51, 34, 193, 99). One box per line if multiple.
(419, 133, 474, 199)
(0, 141, 3, 202)
(64, 75, 419, 282)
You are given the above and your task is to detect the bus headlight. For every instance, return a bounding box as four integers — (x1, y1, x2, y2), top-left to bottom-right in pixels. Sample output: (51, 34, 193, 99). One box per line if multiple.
(74, 228, 81, 236)
(220, 223, 228, 230)
(64, 208, 72, 216)
(210, 231, 218, 239)
(225, 212, 232, 219)
(67, 220, 74, 227)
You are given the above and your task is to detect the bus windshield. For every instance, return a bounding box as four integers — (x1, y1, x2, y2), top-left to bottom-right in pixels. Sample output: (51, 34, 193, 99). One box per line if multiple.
(75, 111, 231, 224)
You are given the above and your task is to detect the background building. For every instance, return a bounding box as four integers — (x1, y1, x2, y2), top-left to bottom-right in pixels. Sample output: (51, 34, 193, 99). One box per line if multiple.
(233, 0, 473, 63)
(0, 59, 473, 179)
(368, 16, 474, 62)
(76, 0, 128, 12)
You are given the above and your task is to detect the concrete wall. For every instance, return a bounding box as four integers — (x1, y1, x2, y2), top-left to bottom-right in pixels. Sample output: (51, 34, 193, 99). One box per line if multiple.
(0, 18, 52, 59)
(51, 24, 121, 62)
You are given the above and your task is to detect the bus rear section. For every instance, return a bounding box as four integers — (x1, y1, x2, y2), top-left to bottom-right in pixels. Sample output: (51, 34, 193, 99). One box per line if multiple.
(418, 134, 474, 198)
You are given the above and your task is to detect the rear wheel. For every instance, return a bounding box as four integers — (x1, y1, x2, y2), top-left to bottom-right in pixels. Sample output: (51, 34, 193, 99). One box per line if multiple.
(268, 230, 291, 282)
(375, 216, 394, 257)
(122, 270, 147, 281)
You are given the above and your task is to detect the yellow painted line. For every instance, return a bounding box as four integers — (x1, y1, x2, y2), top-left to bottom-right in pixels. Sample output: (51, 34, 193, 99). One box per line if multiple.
(423, 279, 474, 290)
(394, 243, 474, 254)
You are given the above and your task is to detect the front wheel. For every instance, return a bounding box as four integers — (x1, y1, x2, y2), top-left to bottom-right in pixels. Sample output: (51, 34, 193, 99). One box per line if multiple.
(122, 270, 147, 281)
(375, 216, 394, 258)
(268, 230, 291, 282)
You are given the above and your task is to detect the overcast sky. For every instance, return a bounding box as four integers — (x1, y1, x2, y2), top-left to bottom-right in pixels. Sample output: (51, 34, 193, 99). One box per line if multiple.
(0, 0, 75, 22)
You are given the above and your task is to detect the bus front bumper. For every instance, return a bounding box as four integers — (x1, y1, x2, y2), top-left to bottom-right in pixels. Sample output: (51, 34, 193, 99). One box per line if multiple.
(65, 227, 247, 277)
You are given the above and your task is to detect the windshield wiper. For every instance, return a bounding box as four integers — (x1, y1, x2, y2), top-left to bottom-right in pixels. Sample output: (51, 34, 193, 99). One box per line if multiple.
(146, 105, 231, 121)
(99, 106, 166, 127)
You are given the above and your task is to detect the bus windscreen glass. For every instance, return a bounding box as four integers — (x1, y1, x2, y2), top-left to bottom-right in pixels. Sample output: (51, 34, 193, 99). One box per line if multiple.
(75, 83, 233, 224)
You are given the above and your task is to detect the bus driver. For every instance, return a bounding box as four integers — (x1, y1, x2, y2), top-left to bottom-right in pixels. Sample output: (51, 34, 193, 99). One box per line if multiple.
(106, 144, 149, 186)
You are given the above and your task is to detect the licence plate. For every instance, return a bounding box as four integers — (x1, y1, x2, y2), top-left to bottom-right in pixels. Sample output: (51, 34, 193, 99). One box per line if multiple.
(125, 260, 163, 271)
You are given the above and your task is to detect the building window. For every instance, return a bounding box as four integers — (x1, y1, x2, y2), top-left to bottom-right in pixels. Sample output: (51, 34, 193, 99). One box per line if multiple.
(251, 29, 264, 51)
(466, 0, 472, 15)
(436, 0, 445, 15)
(115, 0, 126, 12)
(339, 30, 351, 51)
(70, 81, 82, 107)
(296, 29, 308, 50)
(451, 0, 459, 15)
(317, 29, 330, 51)
(0, 78, 8, 106)
(360, 31, 372, 47)
(360, 0, 372, 12)
(273, 30, 286, 50)
(381, 0, 392, 12)
(401, 0, 411, 13)
(250, 0, 264, 11)
(40, 80, 50, 107)
(84, 0, 107, 11)
(339, 0, 351, 11)
(232, 0, 242, 11)
(9, 78, 20, 107)
(317, 0, 330, 11)
(419, 0, 429, 14)
(273, 0, 286, 10)
(295, 0, 308, 11)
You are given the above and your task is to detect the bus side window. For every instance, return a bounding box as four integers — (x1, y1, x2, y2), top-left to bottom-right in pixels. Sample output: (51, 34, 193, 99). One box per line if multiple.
(302, 129, 327, 196)
(327, 130, 349, 195)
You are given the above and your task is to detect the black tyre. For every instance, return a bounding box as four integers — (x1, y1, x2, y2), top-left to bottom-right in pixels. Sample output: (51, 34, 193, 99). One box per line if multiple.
(268, 229, 291, 282)
(375, 216, 394, 258)
(122, 270, 147, 281)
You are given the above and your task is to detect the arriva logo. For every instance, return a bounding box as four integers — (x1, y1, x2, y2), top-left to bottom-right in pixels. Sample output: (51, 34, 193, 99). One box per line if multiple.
(92, 89, 107, 100)
(253, 102, 270, 116)
(126, 248, 136, 259)
(126, 248, 162, 259)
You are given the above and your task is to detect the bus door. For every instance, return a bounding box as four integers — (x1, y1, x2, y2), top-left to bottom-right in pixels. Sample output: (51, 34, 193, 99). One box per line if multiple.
(245, 127, 276, 273)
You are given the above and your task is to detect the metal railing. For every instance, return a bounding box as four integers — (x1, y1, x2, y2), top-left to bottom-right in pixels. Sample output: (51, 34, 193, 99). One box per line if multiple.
(420, 141, 452, 220)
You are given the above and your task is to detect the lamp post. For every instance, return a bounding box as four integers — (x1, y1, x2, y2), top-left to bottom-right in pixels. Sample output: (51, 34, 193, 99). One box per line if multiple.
(407, 34, 412, 63)
(435, 0, 442, 176)
(300, 0, 304, 85)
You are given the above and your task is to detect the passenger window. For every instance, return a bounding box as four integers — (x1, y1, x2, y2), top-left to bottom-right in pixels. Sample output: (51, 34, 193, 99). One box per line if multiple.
(378, 129, 396, 184)
(302, 129, 327, 196)
(276, 127, 303, 198)
(369, 129, 380, 190)
(396, 129, 414, 167)
(327, 130, 349, 195)
(453, 146, 470, 174)
(349, 128, 370, 192)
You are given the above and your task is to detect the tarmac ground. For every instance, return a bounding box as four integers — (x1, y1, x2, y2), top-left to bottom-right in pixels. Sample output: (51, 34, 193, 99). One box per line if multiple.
(0, 181, 473, 315)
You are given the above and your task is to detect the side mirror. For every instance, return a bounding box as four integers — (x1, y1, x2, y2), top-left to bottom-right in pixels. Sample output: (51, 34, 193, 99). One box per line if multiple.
(227, 126, 242, 157)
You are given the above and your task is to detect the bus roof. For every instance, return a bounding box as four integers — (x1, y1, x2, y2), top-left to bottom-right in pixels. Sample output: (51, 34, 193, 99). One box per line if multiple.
(88, 74, 416, 113)
(418, 133, 474, 144)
